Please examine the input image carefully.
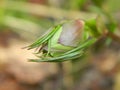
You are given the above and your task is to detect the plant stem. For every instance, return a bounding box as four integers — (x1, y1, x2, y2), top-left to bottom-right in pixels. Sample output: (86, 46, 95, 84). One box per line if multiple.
(107, 32, 120, 43)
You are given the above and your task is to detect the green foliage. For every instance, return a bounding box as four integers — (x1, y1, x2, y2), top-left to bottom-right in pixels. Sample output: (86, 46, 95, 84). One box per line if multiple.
(0, 0, 119, 63)
(27, 20, 97, 62)
(85, 19, 101, 37)
(28, 24, 62, 49)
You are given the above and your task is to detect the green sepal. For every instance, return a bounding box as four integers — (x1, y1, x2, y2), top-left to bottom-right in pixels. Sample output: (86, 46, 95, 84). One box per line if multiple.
(28, 25, 62, 49)
(29, 38, 96, 62)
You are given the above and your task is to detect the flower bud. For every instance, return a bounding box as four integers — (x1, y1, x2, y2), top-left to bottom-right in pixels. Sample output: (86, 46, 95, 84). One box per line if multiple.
(28, 19, 96, 62)
(44, 19, 86, 54)
(59, 19, 85, 47)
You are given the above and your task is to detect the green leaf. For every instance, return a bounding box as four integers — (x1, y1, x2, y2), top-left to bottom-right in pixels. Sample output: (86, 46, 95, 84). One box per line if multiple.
(29, 39, 96, 62)
(29, 51, 83, 62)
(28, 25, 62, 49)
(85, 19, 101, 37)
(63, 38, 96, 55)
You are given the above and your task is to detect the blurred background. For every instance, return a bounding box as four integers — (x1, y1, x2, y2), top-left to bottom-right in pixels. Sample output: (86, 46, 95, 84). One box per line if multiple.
(0, 0, 120, 90)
